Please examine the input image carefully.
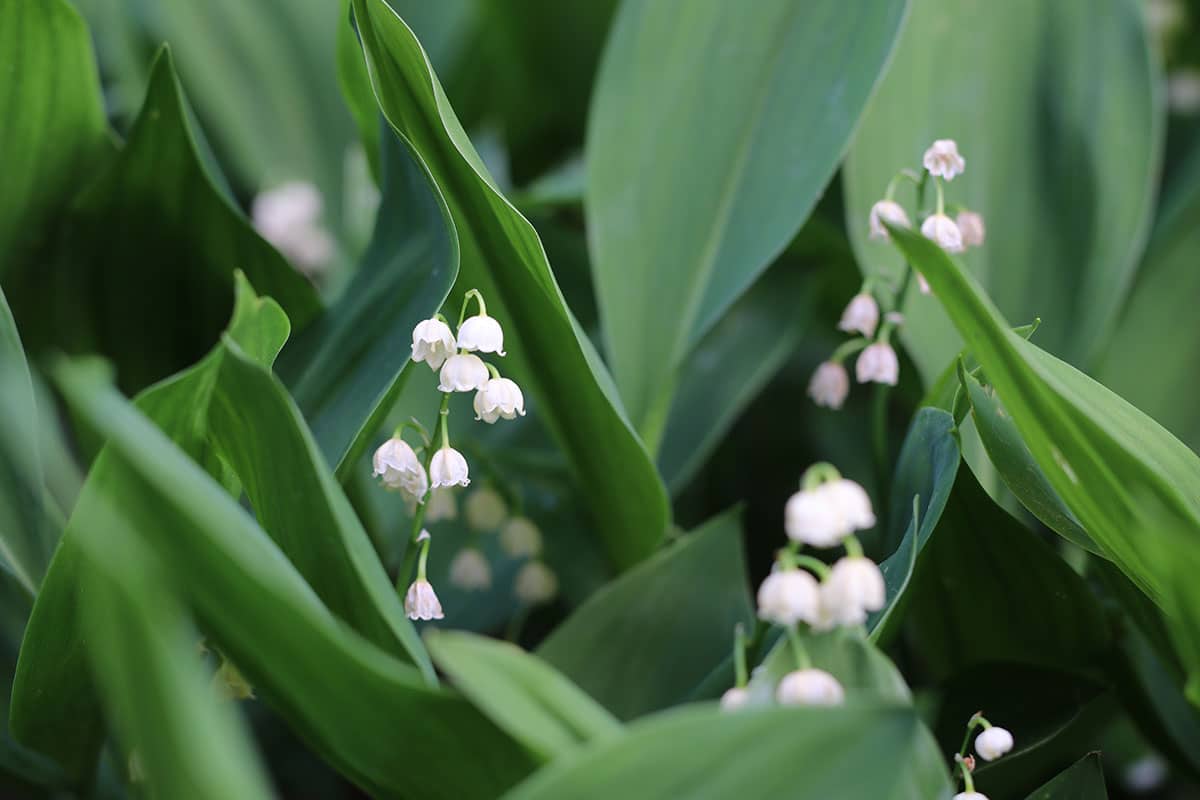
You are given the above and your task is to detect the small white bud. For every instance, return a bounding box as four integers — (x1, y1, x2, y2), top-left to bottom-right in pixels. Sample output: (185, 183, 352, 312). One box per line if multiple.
(720, 687, 750, 712)
(500, 516, 542, 557)
(785, 478, 876, 548)
(411, 318, 457, 370)
(438, 353, 489, 393)
(817, 557, 886, 629)
(1169, 69, 1200, 114)
(448, 548, 492, 591)
(956, 211, 986, 248)
(457, 314, 506, 356)
(776, 668, 844, 707)
(974, 726, 1014, 761)
(808, 361, 849, 410)
(756, 569, 820, 626)
(855, 342, 899, 385)
(869, 200, 911, 240)
(429, 447, 470, 489)
(372, 437, 429, 504)
(473, 377, 526, 423)
(921, 213, 965, 253)
(465, 487, 507, 531)
(514, 561, 558, 604)
(916, 272, 931, 295)
(404, 578, 445, 620)
(953, 794, 989, 800)
(922, 139, 966, 180)
(424, 488, 458, 522)
(838, 293, 880, 338)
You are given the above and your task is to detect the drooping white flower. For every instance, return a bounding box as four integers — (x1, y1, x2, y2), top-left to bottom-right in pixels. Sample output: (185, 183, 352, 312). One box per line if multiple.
(808, 361, 849, 410)
(956, 211, 986, 248)
(404, 578, 445, 620)
(457, 314, 506, 356)
(817, 557, 886, 629)
(474, 377, 526, 423)
(1122, 755, 1168, 793)
(776, 669, 845, 707)
(756, 569, 820, 626)
(438, 353, 489, 393)
(251, 181, 334, 275)
(953, 794, 989, 800)
(921, 213, 965, 253)
(500, 516, 542, 557)
(465, 487, 507, 531)
(855, 342, 899, 386)
(449, 548, 492, 590)
(372, 437, 428, 504)
(425, 488, 458, 522)
(514, 561, 558, 604)
(720, 687, 750, 712)
(1146, 0, 1185, 40)
(411, 318, 457, 370)
(838, 293, 880, 338)
(869, 200, 911, 241)
(922, 139, 966, 180)
(785, 478, 876, 548)
(824, 479, 877, 530)
(430, 447, 470, 488)
(1169, 69, 1200, 114)
(974, 726, 1014, 761)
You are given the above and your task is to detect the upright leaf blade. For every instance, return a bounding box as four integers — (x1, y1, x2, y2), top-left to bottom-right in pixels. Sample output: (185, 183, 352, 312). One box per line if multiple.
(1024, 754, 1107, 799)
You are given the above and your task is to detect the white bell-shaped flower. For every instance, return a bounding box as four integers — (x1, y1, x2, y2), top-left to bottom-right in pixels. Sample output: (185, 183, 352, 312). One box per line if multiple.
(974, 726, 1014, 761)
(808, 361, 849, 410)
(474, 377, 526, 423)
(756, 569, 820, 626)
(372, 437, 428, 504)
(776, 668, 845, 707)
(922, 139, 966, 180)
(424, 488, 458, 522)
(411, 318, 457, 370)
(404, 578, 445, 621)
(838, 293, 880, 338)
(515, 561, 558, 604)
(500, 516, 542, 557)
(953, 794, 989, 800)
(956, 211, 986, 247)
(430, 446, 470, 488)
(438, 353, 489, 393)
(817, 557, 886, 629)
(856, 342, 899, 385)
(465, 487, 507, 531)
(785, 478, 876, 548)
(457, 314, 506, 356)
(448, 547, 492, 591)
(868, 200, 911, 240)
(720, 687, 750, 712)
(825, 479, 877, 530)
(921, 213, 965, 253)
(251, 181, 334, 275)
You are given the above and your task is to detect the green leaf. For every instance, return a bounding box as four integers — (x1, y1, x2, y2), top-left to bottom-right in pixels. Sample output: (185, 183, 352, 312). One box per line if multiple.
(586, 0, 907, 439)
(1024, 753, 1107, 800)
(537, 510, 753, 720)
(502, 704, 952, 800)
(350, 0, 669, 570)
(845, 0, 1162, 378)
(0, 0, 110, 284)
(426, 631, 622, 760)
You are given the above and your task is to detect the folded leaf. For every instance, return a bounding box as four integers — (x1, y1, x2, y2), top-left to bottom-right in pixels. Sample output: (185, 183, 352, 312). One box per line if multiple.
(1024, 753, 1107, 800)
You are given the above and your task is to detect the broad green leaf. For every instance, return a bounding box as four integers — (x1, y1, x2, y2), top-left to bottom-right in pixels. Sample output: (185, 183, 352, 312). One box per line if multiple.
(586, 0, 907, 439)
(5, 49, 320, 395)
(538, 510, 753, 720)
(337, 0, 382, 181)
(349, 0, 669, 569)
(845, 0, 1162, 378)
(1025, 754, 1107, 800)
(0, 0, 109, 282)
(503, 704, 952, 800)
(76, 508, 273, 800)
(277, 123, 458, 478)
(426, 631, 622, 760)
(50, 360, 537, 799)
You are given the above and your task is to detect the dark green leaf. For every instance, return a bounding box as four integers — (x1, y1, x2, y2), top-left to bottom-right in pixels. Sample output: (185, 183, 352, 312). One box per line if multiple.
(1024, 753, 1107, 800)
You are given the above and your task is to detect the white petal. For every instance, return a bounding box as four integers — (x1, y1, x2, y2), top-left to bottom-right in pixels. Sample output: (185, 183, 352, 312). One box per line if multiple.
(457, 315, 506, 356)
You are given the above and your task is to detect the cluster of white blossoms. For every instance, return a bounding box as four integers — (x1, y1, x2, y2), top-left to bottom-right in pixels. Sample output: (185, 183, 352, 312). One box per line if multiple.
(951, 712, 1015, 799)
(721, 463, 885, 712)
(251, 181, 335, 279)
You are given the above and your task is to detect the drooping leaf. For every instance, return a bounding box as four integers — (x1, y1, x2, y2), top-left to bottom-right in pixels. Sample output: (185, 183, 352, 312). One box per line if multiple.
(1024, 753, 1108, 800)
(350, 0, 669, 570)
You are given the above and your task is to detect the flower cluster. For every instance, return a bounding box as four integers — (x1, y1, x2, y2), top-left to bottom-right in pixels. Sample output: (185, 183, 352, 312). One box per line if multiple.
(951, 712, 1015, 799)
(809, 139, 985, 410)
(721, 463, 885, 711)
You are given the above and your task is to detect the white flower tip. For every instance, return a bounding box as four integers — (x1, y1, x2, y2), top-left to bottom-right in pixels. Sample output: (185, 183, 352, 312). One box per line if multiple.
(922, 139, 966, 180)
(776, 669, 844, 707)
(457, 314, 506, 356)
(921, 213, 965, 254)
(438, 353, 490, 393)
(372, 437, 429, 504)
(430, 447, 470, 489)
(974, 726, 1014, 761)
(411, 318, 457, 370)
(838, 293, 880, 338)
(515, 561, 558, 604)
(720, 687, 750, 712)
(855, 342, 899, 386)
(757, 569, 820, 626)
(818, 556, 886, 629)
(956, 211, 986, 248)
(808, 361, 849, 410)
(869, 199, 911, 241)
(417, 529, 431, 543)
(404, 578, 445, 621)
(785, 477, 876, 548)
(473, 377, 526, 423)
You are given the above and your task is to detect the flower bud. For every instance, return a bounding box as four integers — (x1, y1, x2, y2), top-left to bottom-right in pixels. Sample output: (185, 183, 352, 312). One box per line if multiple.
(956, 211, 986, 247)
(404, 578, 445, 620)
(922, 139, 965, 180)
(720, 687, 750, 712)
(974, 726, 1014, 761)
(921, 213, 965, 253)
(756, 569, 820, 626)
(817, 556, 886, 629)
(430, 446, 470, 488)
(808, 361, 849, 410)
(500, 516, 542, 557)
(869, 200, 911, 240)
(473, 377, 526, 422)
(449, 547, 492, 591)
(438, 353, 490, 393)
(372, 437, 428, 504)
(776, 668, 844, 707)
(411, 318, 457, 370)
(838, 293, 880, 338)
(465, 487, 507, 530)
(515, 561, 558, 604)
(785, 478, 876, 548)
(457, 313, 506, 356)
(425, 488, 458, 522)
(855, 342, 899, 385)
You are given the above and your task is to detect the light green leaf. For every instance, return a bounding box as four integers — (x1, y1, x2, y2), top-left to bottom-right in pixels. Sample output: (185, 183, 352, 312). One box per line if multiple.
(537, 510, 753, 720)
(845, 0, 1162, 378)
(586, 0, 907, 439)
(349, 0, 668, 569)
(1024, 753, 1107, 799)
(426, 631, 622, 760)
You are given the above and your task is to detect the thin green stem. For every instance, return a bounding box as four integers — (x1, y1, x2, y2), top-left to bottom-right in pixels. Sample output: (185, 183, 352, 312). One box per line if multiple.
(484, 362, 501, 380)
(792, 554, 831, 580)
(416, 534, 431, 580)
(935, 178, 946, 216)
(786, 626, 811, 670)
(733, 624, 748, 688)
(843, 536, 864, 559)
(829, 337, 870, 365)
(395, 394, 451, 592)
(457, 288, 485, 326)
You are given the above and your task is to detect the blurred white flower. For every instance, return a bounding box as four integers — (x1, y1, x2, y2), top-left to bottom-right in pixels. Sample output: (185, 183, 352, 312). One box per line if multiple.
(500, 516, 542, 557)
(785, 478, 876, 548)
(411, 318, 457, 370)
(921, 213, 965, 253)
(1122, 754, 1168, 793)
(974, 726, 1014, 761)
(916, 272, 932, 295)
(465, 487, 507, 531)
(808, 361, 850, 410)
(855, 342, 899, 385)
(438, 353, 490, 393)
(251, 181, 334, 276)
(817, 557, 886, 629)
(776, 669, 844, 707)
(425, 488, 458, 522)
(869, 200, 911, 240)
(474, 377, 526, 423)
(449, 548, 492, 591)
(1146, 0, 1185, 41)
(956, 211, 986, 247)
(457, 314, 506, 356)
(372, 437, 428, 504)
(757, 569, 820, 626)
(404, 578, 444, 620)
(953, 794, 989, 800)
(720, 687, 750, 712)
(515, 561, 558, 604)
(838, 293, 880, 338)
(430, 447, 470, 488)
(922, 139, 966, 180)
(1169, 69, 1200, 114)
